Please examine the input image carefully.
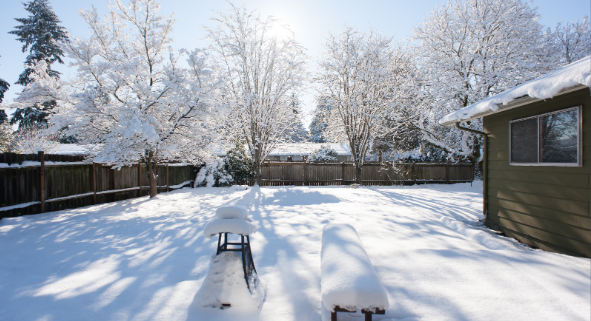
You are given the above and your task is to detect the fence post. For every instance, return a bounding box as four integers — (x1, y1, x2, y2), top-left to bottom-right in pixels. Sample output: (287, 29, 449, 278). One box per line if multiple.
(137, 161, 142, 197)
(38, 151, 45, 213)
(341, 162, 345, 185)
(166, 163, 169, 192)
(269, 161, 272, 186)
(446, 163, 450, 184)
(91, 162, 96, 204)
(303, 161, 307, 186)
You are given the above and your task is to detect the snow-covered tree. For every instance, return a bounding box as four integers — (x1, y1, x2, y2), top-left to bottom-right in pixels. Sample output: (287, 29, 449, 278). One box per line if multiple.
(0, 122, 14, 152)
(9, 0, 69, 129)
(309, 145, 338, 162)
(28, 0, 219, 198)
(397, 0, 547, 162)
(285, 94, 308, 142)
(0, 56, 9, 106)
(206, 4, 307, 184)
(308, 97, 331, 143)
(548, 17, 591, 65)
(316, 27, 396, 183)
(0, 55, 8, 123)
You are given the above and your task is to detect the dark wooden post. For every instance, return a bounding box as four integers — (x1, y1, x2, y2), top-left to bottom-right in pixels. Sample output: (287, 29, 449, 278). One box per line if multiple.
(166, 163, 169, 192)
(341, 162, 345, 185)
(38, 151, 45, 213)
(137, 161, 142, 197)
(91, 162, 97, 204)
(267, 161, 270, 186)
(446, 163, 450, 184)
(303, 160, 307, 186)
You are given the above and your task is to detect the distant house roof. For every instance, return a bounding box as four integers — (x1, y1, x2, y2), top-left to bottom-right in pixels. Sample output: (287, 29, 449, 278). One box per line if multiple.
(439, 55, 591, 126)
(268, 143, 351, 156)
(53, 144, 89, 155)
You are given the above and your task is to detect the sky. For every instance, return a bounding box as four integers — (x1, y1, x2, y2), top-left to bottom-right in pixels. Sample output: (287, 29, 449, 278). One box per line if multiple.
(0, 0, 589, 126)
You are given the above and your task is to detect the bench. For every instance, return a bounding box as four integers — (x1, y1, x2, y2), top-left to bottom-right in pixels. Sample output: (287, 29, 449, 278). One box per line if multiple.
(321, 224, 389, 321)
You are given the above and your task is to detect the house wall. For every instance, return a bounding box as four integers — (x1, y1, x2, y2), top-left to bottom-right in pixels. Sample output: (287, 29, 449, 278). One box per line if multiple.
(483, 87, 591, 257)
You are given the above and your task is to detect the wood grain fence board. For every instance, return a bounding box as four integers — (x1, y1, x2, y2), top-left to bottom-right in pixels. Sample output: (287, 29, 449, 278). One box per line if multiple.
(1, 153, 196, 219)
(260, 162, 474, 186)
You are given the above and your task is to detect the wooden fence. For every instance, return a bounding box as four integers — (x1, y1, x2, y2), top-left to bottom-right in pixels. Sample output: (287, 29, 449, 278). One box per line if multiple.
(259, 162, 474, 186)
(1, 152, 197, 219)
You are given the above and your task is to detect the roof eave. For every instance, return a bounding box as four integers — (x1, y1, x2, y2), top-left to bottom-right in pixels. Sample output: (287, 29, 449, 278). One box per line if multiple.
(440, 84, 589, 127)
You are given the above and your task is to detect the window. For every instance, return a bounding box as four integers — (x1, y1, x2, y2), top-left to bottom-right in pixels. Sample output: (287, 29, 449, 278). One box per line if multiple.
(509, 106, 582, 166)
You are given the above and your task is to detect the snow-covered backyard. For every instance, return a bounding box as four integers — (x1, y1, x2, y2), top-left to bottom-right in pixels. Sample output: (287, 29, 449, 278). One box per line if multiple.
(0, 184, 589, 321)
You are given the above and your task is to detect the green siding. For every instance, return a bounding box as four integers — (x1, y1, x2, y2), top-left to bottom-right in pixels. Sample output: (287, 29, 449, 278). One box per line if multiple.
(483, 87, 591, 257)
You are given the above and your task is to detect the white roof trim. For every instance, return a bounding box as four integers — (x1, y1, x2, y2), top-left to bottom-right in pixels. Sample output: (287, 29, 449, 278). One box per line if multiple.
(439, 56, 591, 126)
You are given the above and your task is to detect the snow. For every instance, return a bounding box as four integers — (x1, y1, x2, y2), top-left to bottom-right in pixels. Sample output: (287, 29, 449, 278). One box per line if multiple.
(53, 144, 89, 155)
(169, 181, 192, 189)
(269, 143, 352, 156)
(191, 252, 266, 311)
(440, 55, 591, 126)
(0, 184, 589, 321)
(0, 161, 89, 168)
(321, 224, 389, 312)
(0, 201, 40, 212)
(216, 205, 249, 219)
(203, 217, 258, 238)
(0, 161, 41, 168)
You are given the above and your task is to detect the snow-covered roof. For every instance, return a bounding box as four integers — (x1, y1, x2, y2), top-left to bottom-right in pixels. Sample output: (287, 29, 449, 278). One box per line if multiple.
(439, 56, 591, 127)
(53, 144, 89, 155)
(268, 143, 351, 156)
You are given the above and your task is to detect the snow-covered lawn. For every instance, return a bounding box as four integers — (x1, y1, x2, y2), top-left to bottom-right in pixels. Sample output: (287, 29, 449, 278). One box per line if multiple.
(0, 184, 589, 321)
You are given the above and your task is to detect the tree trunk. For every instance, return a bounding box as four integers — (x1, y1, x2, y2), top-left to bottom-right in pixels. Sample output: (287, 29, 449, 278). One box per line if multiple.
(254, 161, 261, 186)
(146, 152, 158, 198)
(354, 164, 363, 185)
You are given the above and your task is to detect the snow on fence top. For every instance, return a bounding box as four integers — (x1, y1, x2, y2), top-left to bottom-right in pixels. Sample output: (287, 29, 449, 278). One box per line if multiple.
(321, 224, 389, 312)
(439, 55, 591, 126)
(268, 143, 351, 156)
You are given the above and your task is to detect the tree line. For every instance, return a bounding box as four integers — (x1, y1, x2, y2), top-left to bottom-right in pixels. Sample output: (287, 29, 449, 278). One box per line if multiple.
(0, 0, 589, 192)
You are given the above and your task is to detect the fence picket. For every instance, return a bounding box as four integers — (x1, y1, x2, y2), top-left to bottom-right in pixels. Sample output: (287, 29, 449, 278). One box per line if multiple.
(259, 162, 473, 186)
(0, 153, 197, 219)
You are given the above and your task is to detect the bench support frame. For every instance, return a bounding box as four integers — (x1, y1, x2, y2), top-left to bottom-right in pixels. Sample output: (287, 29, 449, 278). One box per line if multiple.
(216, 232, 257, 292)
(330, 306, 386, 321)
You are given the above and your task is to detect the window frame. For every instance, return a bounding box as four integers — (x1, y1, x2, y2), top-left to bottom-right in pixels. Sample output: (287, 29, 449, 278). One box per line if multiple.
(508, 105, 582, 167)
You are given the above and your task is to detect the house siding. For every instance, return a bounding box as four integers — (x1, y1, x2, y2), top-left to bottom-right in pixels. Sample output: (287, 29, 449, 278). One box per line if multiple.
(483, 87, 591, 257)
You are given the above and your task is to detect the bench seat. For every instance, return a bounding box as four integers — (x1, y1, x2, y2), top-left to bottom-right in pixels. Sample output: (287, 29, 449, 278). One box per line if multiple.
(321, 224, 389, 320)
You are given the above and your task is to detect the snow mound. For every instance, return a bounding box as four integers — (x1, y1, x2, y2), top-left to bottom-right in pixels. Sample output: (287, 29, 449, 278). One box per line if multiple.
(439, 216, 514, 251)
(230, 185, 249, 190)
(203, 217, 258, 238)
(440, 55, 591, 125)
(192, 252, 266, 311)
(0, 216, 30, 226)
(216, 205, 249, 219)
(321, 224, 389, 312)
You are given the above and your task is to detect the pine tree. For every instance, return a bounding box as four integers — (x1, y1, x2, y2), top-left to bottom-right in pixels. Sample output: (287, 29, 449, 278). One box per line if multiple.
(9, 0, 68, 128)
(0, 55, 10, 125)
(308, 98, 331, 143)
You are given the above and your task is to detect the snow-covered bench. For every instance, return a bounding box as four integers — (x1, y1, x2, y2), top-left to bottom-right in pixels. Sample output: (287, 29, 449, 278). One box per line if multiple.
(321, 224, 389, 321)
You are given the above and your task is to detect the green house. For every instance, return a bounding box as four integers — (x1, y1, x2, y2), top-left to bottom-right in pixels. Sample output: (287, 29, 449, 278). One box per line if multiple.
(440, 56, 591, 257)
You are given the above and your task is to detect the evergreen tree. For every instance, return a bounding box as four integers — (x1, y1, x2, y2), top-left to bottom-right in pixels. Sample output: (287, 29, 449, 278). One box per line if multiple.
(286, 94, 308, 142)
(0, 55, 10, 125)
(308, 98, 331, 143)
(9, 0, 68, 128)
